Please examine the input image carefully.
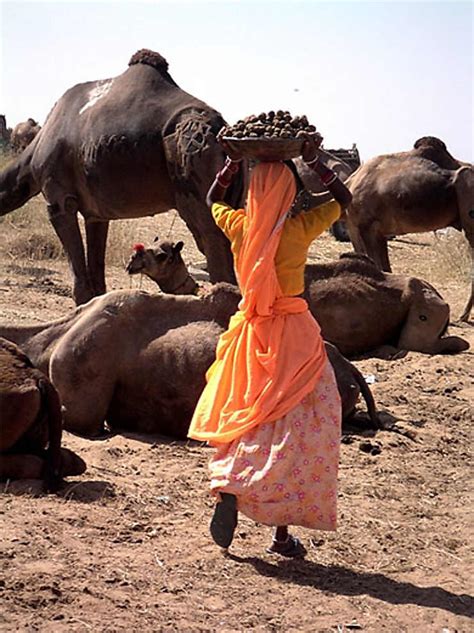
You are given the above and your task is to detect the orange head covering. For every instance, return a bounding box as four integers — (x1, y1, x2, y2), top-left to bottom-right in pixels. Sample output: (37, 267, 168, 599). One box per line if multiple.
(188, 161, 327, 445)
(237, 162, 296, 317)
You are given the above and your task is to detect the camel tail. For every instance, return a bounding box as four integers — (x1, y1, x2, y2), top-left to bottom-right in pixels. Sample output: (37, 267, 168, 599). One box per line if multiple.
(38, 377, 63, 491)
(0, 137, 41, 215)
(350, 364, 380, 429)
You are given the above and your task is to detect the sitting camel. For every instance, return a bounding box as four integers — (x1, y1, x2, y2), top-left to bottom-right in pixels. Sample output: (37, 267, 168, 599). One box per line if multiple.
(125, 243, 468, 358)
(345, 136, 473, 321)
(126, 239, 198, 294)
(0, 49, 245, 305)
(0, 337, 86, 487)
(0, 286, 379, 438)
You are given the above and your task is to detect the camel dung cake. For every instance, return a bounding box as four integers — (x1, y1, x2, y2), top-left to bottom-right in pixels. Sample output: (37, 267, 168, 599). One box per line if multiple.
(221, 110, 317, 161)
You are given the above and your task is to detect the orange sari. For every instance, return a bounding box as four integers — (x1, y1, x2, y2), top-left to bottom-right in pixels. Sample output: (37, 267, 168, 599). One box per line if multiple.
(188, 163, 328, 445)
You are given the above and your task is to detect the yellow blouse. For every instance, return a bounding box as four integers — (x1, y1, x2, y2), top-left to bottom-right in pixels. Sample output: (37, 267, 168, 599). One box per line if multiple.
(212, 199, 341, 296)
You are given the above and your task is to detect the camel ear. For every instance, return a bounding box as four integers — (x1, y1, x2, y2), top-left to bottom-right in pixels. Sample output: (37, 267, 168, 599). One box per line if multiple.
(174, 241, 184, 254)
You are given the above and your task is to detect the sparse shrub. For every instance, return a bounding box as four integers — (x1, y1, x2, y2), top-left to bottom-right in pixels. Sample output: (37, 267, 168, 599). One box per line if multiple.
(9, 232, 64, 260)
(432, 228, 470, 283)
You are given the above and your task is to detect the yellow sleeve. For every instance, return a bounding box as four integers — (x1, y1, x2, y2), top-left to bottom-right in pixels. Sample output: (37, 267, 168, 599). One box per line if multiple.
(294, 200, 341, 242)
(211, 202, 245, 241)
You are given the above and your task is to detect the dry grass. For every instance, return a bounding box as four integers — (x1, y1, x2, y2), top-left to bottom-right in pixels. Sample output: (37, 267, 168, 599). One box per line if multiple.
(431, 228, 471, 284)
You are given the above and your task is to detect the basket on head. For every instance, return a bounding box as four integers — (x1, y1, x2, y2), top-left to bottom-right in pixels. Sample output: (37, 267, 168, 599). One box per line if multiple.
(222, 137, 304, 162)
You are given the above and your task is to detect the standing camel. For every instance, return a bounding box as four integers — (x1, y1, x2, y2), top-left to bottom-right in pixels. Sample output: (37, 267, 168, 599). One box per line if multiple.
(0, 49, 244, 304)
(345, 137, 473, 321)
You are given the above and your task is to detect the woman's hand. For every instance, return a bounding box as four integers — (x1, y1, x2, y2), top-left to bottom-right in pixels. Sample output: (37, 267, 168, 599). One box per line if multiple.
(217, 128, 243, 161)
(300, 131, 323, 163)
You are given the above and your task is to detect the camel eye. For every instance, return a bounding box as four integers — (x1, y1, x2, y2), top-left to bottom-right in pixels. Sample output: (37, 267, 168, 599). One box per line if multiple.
(419, 315, 427, 321)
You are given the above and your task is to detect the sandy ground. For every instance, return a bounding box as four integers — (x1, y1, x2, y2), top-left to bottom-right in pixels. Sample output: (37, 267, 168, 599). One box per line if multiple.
(0, 206, 473, 632)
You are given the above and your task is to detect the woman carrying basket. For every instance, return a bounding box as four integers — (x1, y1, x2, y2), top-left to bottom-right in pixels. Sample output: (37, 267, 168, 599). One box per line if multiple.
(188, 131, 352, 558)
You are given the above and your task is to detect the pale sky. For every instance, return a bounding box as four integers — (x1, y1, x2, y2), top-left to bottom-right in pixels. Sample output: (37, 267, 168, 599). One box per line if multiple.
(1, 0, 472, 161)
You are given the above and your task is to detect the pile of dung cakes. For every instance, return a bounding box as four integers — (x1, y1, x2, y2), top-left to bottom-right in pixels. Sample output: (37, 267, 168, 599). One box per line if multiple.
(222, 111, 317, 139)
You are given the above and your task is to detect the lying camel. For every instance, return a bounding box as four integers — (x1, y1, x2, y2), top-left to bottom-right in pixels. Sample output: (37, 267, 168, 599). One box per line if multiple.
(125, 243, 468, 358)
(345, 136, 473, 321)
(0, 337, 86, 487)
(0, 49, 245, 304)
(0, 286, 379, 438)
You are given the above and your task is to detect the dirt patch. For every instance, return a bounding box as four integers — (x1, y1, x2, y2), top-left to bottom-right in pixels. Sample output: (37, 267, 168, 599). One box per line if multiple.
(0, 207, 472, 631)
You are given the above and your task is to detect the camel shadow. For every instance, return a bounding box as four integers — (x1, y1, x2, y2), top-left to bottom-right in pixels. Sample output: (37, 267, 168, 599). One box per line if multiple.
(227, 554, 473, 618)
(1, 478, 115, 502)
(58, 479, 115, 503)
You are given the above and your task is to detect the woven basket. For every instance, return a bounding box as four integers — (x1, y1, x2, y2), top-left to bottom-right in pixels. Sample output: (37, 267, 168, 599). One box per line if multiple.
(222, 137, 304, 161)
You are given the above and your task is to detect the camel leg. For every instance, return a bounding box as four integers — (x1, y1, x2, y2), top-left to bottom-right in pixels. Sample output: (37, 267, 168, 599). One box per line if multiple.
(86, 219, 109, 296)
(175, 195, 236, 283)
(47, 202, 93, 305)
(0, 454, 45, 480)
(459, 245, 473, 322)
(202, 229, 236, 283)
(346, 218, 367, 255)
(0, 449, 86, 482)
(454, 167, 473, 321)
(360, 225, 391, 272)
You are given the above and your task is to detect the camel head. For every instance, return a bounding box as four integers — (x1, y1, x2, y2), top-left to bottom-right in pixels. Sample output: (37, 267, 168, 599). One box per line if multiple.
(126, 238, 198, 295)
(397, 279, 469, 354)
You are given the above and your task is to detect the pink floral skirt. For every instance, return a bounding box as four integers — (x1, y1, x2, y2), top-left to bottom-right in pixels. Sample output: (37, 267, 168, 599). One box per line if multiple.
(209, 360, 341, 530)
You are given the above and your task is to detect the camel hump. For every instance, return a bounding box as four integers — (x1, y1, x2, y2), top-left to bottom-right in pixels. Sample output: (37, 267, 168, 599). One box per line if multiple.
(413, 136, 447, 151)
(336, 253, 385, 279)
(128, 49, 168, 72)
(413, 136, 459, 170)
(339, 252, 377, 267)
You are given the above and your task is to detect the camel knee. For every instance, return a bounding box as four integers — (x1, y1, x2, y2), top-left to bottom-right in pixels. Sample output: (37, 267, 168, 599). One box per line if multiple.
(0, 453, 45, 481)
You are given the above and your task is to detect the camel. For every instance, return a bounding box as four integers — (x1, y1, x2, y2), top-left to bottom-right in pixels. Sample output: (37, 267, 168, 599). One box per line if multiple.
(0, 337, 86, 487)
(10, 118, 41, 152)
(0, 49, 245, 305)
(344, 136, 474, 321)
(125, 242, 468, 358)
(0, 285, 379, 438)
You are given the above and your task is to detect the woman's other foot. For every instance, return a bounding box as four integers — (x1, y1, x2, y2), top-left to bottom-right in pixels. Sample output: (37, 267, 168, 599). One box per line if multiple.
(210, 493, 238, 548)
(266, 534, 307, 558)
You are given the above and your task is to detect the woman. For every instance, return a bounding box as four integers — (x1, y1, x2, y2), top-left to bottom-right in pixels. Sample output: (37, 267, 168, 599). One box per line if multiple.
(188, 131, 352, 558)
